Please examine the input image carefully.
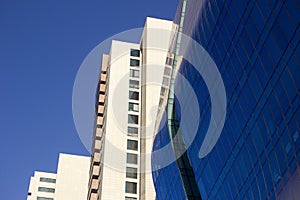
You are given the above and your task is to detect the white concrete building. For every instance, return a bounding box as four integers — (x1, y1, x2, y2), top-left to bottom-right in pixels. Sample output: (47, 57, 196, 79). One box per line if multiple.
(87, 17, 174, 200)
(27, 171, 56, 200)
(27, 153, 90, 200)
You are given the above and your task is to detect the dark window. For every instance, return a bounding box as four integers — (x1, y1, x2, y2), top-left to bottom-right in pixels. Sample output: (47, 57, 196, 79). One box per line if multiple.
(166, 57, 173, 66)
(129, 80, 139, 89)
(160, 87, 166, 96)
(37, 197, 54, 200)
(128, 115, 139, 124)
(125, 197, 137, 200)
(92, 175, 99, 179)
(125, 181, 137, 194)
(130, 59, 140, 67)
(127, 139, 138, 150)
(126, 167, 137, 178)
(38, 187, 55, 193)
(129, 103, 139, 112)
(91, 189, 98, 193)
(130, 49, 140, 57)
(164, 67, 171, 76)
(162, 77, 169, 85)
(95, 136, 102, 140)
(97, 124, 102, 129)
(130, 69, 140, 78)
(128, 127, 138, 135)
(93, 161, 100, 166)
(129, 91, 139, 100)
(127, 153, 138, 164)
(40, 177, 56, 183)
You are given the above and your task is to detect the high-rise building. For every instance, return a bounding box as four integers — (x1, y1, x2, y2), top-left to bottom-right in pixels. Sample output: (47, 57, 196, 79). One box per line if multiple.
(152, 0, 299, 200)
(87, 17, 174, 200)
(27, 153, 90, 200)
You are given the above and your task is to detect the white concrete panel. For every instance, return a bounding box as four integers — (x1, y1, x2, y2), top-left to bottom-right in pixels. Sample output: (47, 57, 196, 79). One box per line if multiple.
(140, 17, 174, 200)
(54, 153, 90, 200)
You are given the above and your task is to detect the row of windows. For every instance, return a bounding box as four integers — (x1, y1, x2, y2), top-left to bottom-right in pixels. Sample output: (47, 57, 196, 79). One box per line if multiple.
(125, 50, 140, 197)
(128, 90, 139, 137)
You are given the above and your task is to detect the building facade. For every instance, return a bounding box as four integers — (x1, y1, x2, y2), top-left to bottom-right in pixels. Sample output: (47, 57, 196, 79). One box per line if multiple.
(87, 17, 174, 200)
(152, 0, 300, 200)
(27, 171, 56, 200)
(27, 153, 90, 200)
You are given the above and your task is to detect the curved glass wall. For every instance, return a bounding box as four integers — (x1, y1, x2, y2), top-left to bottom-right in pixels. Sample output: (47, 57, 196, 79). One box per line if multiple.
(152, 0, 300, 199)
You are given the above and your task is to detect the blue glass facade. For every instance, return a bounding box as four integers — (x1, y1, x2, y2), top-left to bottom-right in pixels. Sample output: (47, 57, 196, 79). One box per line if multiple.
(152, 0, 300, 199)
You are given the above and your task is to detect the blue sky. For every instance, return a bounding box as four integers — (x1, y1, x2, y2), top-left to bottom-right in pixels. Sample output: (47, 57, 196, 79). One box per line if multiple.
(0, 0, 177, 199)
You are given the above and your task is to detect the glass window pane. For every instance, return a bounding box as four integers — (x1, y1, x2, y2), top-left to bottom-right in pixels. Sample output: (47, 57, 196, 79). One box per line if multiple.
(126, 167, 137, 178)
(125, 181, 137, 194)
(129, 80, 139, 89)
(130, 59, 140, 67)
(127, 139, 138, 150)
(130, 69, 140, 78)
(38, 187, 55, 193)
(128, 115, 138, 124)
(37, 197, 54, 200)
(129, 91, 139, 100)
(127, 153, 137, 164)
(39, 177, 56, 183)
(129, 103, 139, 112)
(128, 127, 138, 135)
(130, 49, 140, 57)
(125, 197, 137, 200)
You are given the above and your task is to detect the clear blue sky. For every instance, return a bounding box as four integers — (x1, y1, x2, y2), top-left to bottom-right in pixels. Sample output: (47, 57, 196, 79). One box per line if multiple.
(0, 0, 177, 199)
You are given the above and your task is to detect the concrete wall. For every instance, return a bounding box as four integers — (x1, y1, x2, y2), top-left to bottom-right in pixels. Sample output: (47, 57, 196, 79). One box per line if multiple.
(140, 17, 174, 200)
(54, 153, 90, 200)
(101, 40, 141, 200)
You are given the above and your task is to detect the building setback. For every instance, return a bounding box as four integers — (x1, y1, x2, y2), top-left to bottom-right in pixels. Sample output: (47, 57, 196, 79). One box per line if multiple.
(27, 153, 90, 200)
